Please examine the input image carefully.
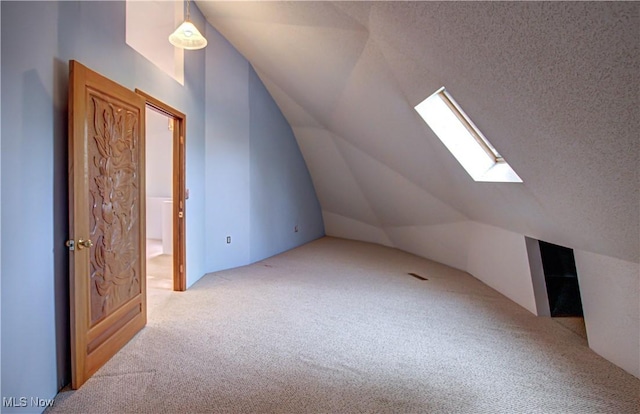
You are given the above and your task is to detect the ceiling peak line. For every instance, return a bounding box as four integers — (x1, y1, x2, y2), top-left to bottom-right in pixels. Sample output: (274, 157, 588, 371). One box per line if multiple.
(330, 133, 469, 225)
(252, 68, 331, 131)
(197, 1, 370, 33)
(326, 131, 388, 229)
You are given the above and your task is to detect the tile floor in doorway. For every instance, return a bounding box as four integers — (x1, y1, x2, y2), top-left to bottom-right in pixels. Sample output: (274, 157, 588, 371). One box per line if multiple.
(146, 239, 174, 316)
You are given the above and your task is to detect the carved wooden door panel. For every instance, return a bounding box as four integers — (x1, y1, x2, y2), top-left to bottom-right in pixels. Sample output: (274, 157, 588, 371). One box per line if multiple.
(68, 60, 146, 389)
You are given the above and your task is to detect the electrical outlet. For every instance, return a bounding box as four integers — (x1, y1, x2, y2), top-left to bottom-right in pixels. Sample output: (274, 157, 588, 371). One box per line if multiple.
(226, 236, 231, 244)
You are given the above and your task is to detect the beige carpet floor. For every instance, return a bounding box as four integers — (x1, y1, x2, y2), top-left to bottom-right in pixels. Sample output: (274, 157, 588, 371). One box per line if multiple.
(554, 317, 588, 340)
(48, 237, 639, 413)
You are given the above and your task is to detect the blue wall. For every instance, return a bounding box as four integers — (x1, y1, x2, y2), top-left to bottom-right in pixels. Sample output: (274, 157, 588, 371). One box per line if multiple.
(1, 1, 323, 411)
(203, 25, 324, 272)
(204, 24, 251, 271)
(248, 68, 324, 262)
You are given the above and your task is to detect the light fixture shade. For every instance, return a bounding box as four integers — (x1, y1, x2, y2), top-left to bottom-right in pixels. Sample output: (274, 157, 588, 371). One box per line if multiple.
(169, 20, 207, 50)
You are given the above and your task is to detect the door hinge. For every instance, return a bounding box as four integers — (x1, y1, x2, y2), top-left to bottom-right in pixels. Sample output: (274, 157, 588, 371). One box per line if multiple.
(180, 135, 184, 144)
(180, 265, 184, 273)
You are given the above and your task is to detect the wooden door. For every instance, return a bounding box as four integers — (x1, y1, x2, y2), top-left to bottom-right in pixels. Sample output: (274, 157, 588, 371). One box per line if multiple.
(68, 60, 147, 389)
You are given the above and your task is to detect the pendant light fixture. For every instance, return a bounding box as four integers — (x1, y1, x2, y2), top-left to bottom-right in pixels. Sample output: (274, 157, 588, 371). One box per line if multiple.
(169, 0, 207, 50)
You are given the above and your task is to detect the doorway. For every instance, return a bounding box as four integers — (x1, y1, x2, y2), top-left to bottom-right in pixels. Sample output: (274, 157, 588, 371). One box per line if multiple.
(67, 61, 187, 389)
(539, 241, 583, 317)
(145, 107, 175, 313)
(136, 90, 187, 303)
(539, 240, 586, 339)
(526, 237, 587, 341)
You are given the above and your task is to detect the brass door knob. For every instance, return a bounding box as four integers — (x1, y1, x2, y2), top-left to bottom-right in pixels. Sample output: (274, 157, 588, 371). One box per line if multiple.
(78, 239, 93, 250)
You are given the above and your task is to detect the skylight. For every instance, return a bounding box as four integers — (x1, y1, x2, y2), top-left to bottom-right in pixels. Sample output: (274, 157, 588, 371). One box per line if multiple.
(415, 87, 522, 183)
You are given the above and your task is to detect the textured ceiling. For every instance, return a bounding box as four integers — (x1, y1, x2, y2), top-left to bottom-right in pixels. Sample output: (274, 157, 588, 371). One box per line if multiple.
(198, 1, 639, 263)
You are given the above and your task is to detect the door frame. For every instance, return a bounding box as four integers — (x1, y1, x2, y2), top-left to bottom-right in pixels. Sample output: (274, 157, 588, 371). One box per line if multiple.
(135, 90, 187, 292)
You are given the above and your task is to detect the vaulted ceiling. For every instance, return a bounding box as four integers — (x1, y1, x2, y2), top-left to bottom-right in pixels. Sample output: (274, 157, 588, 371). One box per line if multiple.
(197, 1, 639, 263)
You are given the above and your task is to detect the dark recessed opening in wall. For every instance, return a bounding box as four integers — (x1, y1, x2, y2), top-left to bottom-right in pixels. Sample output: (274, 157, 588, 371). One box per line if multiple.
(539, 241, 583, 317)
